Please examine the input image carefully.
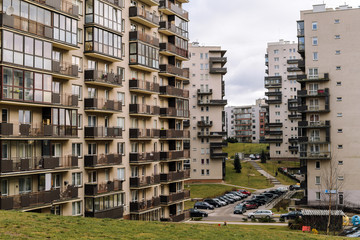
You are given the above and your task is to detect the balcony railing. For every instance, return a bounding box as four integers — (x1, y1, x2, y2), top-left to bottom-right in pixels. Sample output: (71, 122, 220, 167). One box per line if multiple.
(129, 104, 160, 116)
(160, 150, 189, 161)
(160, 130, 190, 139)
(298, 121, 330, 128)
(130, 197, 161, 212)
(159, 0, 189, 20)
(101, 0, 125, 8)
(159, 86, 189, 98)
(84, 154, 122, 167)
(197, 89, 213, 95)
(209, 67, 227, 74)
(84, 179, 123, 195)
(197, 121, 213, 127)
(129, 31, 159, 47)
(85, 205, 124, 219)
(129, 129, 160, 139)
(0, 156, 78, 174)
(84, 70, 122, 87)
(32, 0, 79, 16)
(264, 76, 282, 88)
(160, 107, 189, 118)
(52, 61, 78, 78)
(51, 93, 79, 107)
(84, 127, 122, 138)
(159, 64, 189, 79)
(129, 6, 160, 27)
(160, 190, 190, 204)
(129, 152, 160, 164)
(159, 21, 189, 39)
(160, 170, 190, 182)
(300, 151, 331, 160)
(197, 131, 226, 138)
(0, 123, 78, 138)
(84, 98, 122, 112)
(160, 42, 188, 59)
(210, 142, 228, 148)
(298, 73, 330, 82)
(130, 175, 161, 188)
(129, 79, 160, 93)
(210, 152, 228, 159)
(197, 100, 228, 106)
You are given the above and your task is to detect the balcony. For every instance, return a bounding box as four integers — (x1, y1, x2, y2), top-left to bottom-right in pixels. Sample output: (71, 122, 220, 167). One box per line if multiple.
(159, 64, 189, 80)
(298, 89, 329, 98)
(265, 91, 282, 97)
(288, 74, 307, 81)
(84, 180, 123, 196)
(158, 21, 189, 39)
(210, 57, 227, 66)
(288, 114, 302, 119)
(84, 127, 122, 139)
(264, 137, 283, 143)
(160, 150, 189, 161)
(130, 197, 161, 212)
(197, 100, 228, 106)
(52, 61, 79, 80)
(31, 0, 79, 16)
(84, 70, 123, 88)
(129, 6, 160, 28)
(129, 31, 159, 47)
(183, 120, 190, 128)
(197, 121, 213, 127)
(160, 107, 189, 118)
(210, 142, 228, 148)
(84, 154, 122, 168)
(197, 89, 213, 95)
(0, 123, 78, 139)
(266, 130, 283, 135)
(130, 175, 161, 188)
(160, 190, 190, 205)
(297, 73, 330, 83)
(209, 67, 227, 74)
(129, 152, 160, 164)
(85, 206, 124, 219)
(129, 79, 160, 94)
(267, 123, 283, 128)
(159, 0, 189, 20)
(159, 43, 189, 60)
(136, 0, 159, 6)
(197, 131, 226, 138)
(298, 121, 330, 129)
(288, 138, 299, 143)
(297, 105, 330, 113)
(0, 156, 78, 174)
(210, 152, 228, 159)
(264, 76, 282, 88)
(84, 98, 122, 113)
(0, 186, 79, 210)
(129, 129, 160, 140)
(265, 98, 282, 104)
(160, 170, 190, 183)
(300, 151, 331, 160)
(159, 86, 189, 98)
(289, 146, 299, 151)
(129, 104, 160, 117)
(160, 130, 190, 139)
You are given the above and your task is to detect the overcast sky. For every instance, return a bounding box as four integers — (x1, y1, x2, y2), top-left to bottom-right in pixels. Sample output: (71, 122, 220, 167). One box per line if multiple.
(184, 0, 359, 106)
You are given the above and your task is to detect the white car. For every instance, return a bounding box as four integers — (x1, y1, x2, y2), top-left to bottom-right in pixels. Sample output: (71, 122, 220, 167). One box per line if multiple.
(276, 187, 288, 192)
(248, 210, 274, 219)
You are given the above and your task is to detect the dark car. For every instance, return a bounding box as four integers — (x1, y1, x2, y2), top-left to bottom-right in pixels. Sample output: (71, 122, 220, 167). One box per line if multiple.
(280, 211, 302, 220)
(190, 208, 208, 218)
(233, 204, 247, 214)
(253, 195, 270, 202)
(194, 201, 214, 210)
(261, 193, 276, 200)
(204, 199, 220, 208)
(230, 191, 246, 199)
(222, 195, 236, 203)
(218, 196, 231, 204)
(289, 185, 301, 191)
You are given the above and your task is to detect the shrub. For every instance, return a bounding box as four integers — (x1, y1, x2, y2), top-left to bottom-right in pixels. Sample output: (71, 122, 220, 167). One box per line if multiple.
(279, 218, 285, 222)
(251, 218, 257, 222)
(192, 217, 203, 221)
(242, 218, 248, 222)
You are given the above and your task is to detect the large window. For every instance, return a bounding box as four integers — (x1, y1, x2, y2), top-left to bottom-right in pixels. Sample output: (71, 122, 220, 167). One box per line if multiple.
(85, 27, 122, 59)
(72, 201, 82, 216)
(174, 16, 188, 39)
(3, 31, 52, 71)
(85, 193, 124, 213)
(129, 42, 159, 69)
(53, 13, 78, 45)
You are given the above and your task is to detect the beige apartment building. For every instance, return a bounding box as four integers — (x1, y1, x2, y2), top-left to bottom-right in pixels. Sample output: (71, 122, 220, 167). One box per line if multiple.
(0, 0, 191, 222)
(265, 40, 302, 161)
(183, 42, 227, 182)
(296, 4, 360, 206)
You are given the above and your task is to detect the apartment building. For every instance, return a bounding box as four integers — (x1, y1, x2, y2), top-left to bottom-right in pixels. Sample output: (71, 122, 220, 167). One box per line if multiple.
(0, 0, 191, 222)
(183, 42, 227, 182)
(226, 99, 268, 143)
(296, 4, 360, 206)
(264, 40, 302, 160)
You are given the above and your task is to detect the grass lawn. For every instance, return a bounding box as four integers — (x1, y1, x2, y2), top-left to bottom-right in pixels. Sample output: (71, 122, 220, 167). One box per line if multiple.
(258, 161, 299, 185)
(0, 210, 344, 239)
(225, 160, 274, 189)
(223, 143, 269, 159)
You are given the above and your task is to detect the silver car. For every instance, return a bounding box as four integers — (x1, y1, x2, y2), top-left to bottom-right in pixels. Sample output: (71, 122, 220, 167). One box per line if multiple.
(248, 210, 274, 219)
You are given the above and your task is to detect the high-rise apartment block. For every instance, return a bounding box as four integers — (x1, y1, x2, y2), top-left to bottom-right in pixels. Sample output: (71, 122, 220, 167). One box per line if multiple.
(183, 42, 228, 182)
(265, 40, 302, 160)
(296, 4, 360, 206)
(225, 99, 268, 143)
(0, 0, 191, 222)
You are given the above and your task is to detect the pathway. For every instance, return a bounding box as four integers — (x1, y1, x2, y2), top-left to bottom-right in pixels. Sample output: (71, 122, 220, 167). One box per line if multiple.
(186, 220, 287, 226)
(248, 161, 282, 185)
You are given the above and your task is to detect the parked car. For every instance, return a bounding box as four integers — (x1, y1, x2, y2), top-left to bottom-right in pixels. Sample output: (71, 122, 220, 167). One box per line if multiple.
(252, 195, 270, 203)
(233, 204, 247, 214)
(289, 185, 301, 191)
(261, 193, 276, 201)
(225, 193, 241, 201)
(230, 191, 246, 199)
(243, 201, 258, 209)
(249, 154, 256, 160)
(194, 201, 214, 210)
(248, 210, 274, 219)
(280, 211, 302, 221)
(238, 189, 251, 196)
(218, 196, 231, 204)
(276, 187, 288, 192)
(189, 208, 208, 218)
(213, 198, 227, 206)
(221, 195, 236, 204)
(204, 199, 220, 208)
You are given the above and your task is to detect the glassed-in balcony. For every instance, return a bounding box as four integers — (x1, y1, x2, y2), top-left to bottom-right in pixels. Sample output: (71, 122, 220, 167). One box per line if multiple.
(158, 21, 189, 40)
(160, 107, 189, 118)
(84, 180, 123, 196)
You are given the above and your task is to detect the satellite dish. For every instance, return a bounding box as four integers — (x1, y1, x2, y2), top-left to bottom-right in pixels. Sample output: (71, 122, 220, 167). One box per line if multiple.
(6, 6, 14, 16)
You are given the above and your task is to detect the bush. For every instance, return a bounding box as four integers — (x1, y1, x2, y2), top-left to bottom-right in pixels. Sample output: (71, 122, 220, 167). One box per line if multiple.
(242, 218, 248, 222)
(279, 218, 285, 222)
(192, 217, 203, 221)
(258, 217, 276, 223)
(251, 218, 257, 222)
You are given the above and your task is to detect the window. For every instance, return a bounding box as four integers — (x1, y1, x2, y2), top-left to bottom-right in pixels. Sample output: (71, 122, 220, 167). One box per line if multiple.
(274, 50, 279, 54)
(335, 50, 341, 55)
(117, 117, 125, 130)
(1, 180, 8, 196)
(72, 172, 82, 187)
(312, 22, 317, 30)
(19, 177, 32, 194)
(338, 176, 344, 181)
(315, 176, 320, 185)
(313, 52, 318, 61)
(338, 129, 343, 133)
(117, 168, 125, 181)
(200, 53, 203, 59)
(201, 169, 204, 175)
(338, 145, 343, 149)
(274, 57, 279, 62)
(72, 201, 82, 216)
(316, 192, 321, 200)
(86, 27, 122, 60)
(72, 56, 82, 72)
(338, 161, 343, 165)
(336, 66, 341, 70)
(276, 151, 281, 155)
(117, 142, 125, 155)
(72, 143, 82, 157)
(337, 97, 342, 102)
(312, 37, 318, 46)
(337, 113, 342, 117)
(72, 85, 82, 100)
(77, 114, 83, 129)
(335, 35, 340, 39)
(274, 65, 279, 69)
(77, 29, 83, 43)
(117, 92, 125, 106)
(53, 13, 78, 45)
(308, 68, 318, 79)
(315, 161, 320, 169)
(206, 169, 210, 175)
(129, 42, 158, 69)
(335, 19, 340, 24)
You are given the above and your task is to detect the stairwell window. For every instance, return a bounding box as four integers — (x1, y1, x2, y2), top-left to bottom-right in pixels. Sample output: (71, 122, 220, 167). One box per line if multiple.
(312, 22, 318, 30)
(316, 192, 321, 200)
(313, 52, 318, 61)
(315, 176, 321, 185)
(312, 37, 318, 46)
